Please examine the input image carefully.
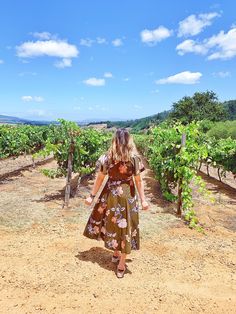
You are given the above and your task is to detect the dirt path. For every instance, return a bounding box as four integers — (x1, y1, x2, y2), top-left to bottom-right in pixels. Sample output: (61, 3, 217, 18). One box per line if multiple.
(0, 154, 235, 314)
(0, 154, 53, 180)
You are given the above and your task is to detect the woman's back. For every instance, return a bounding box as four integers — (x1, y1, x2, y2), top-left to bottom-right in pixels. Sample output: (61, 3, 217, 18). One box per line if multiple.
(97, 153, 144, 180)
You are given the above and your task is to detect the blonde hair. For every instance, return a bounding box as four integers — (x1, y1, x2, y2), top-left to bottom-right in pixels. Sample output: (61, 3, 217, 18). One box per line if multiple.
(107, 128, 135, 162)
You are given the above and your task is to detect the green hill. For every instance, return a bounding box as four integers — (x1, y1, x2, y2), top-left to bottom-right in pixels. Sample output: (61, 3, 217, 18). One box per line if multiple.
(89, 110, 170, 132)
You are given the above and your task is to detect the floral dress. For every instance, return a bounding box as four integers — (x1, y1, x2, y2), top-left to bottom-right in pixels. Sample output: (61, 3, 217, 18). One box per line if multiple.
(82, 153, 145, 254)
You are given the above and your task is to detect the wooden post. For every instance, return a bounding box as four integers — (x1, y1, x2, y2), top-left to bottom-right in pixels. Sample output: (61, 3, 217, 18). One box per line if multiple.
(63, 140, 75, 208)
(74, 174, 82, 197)
(181, 133, 186, 147)
(217, 168, 222, 182)
(206, 163, 210, 176)
(32, 156, 35, 168)
(177, 133, 186, 216)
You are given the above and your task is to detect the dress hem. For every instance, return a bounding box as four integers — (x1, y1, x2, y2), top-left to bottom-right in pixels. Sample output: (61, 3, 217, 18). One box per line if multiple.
(83, 232, 140, 254)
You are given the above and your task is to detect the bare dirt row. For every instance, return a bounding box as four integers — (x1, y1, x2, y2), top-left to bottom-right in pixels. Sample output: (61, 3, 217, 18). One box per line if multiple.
(0, 153, 235, 313)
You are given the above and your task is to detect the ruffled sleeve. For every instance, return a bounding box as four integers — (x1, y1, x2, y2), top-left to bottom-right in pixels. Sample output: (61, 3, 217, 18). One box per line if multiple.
(96, 154, 108, 175)
(132, 154, 145, 176)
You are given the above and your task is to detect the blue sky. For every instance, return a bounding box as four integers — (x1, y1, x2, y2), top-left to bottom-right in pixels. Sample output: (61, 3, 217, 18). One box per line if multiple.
(0, 0, 236, 121)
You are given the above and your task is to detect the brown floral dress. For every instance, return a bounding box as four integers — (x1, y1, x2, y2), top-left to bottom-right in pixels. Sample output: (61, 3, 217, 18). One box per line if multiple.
(83, 153, 145, 254)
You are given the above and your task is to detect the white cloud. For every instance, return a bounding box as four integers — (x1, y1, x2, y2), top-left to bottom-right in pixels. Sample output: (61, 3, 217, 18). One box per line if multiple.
(31, 32, 53, 40)
(140, 26, 172, 44)
(27, 109, 47, 117)
(156, 71, 202, 85)
(176, 27, 236, 60)
(80, 38, 94, 47)
(178, 12, 220, 37)
(21, 95, 44, 102)
(54, 58, 72, 68)
(18, 71, 37, 76)
(16, 38, 79, 68)
(16, 39, 78, 58)
(176, 39, 208, 55)
(212, 71, 231, 78)
(206, 27, 236, 60)
(112, 38, 123, 47)
(0, 59, 4, 64)
(104, 72, 113, 78)
(123, 77, 130, 81)
(34, 96, 44, 102)
(80, 37, 107, 47)
(96, 37, 107, 44)
(21, 96, 33, 102)
(83, 77, 105, 86)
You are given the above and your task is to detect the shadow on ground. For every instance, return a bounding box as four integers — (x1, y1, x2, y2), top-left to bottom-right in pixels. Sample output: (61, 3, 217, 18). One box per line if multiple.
(199, 171, 236, 204)
(0, 157, 54, 183)
(34, 173, 94, 203)
(75, 246, 132, 274)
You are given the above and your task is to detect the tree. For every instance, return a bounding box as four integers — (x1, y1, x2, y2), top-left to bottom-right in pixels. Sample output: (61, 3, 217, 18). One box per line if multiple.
(224, 100, 236, 120)
(169, 90, 227, 124)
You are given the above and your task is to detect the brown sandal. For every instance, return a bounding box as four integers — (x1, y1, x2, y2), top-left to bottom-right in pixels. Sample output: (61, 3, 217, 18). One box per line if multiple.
(116, 264, 127, 278)
(111, 254, 121, 263)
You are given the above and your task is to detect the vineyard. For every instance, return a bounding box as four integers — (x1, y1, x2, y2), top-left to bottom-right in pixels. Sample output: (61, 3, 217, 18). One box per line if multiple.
(0, 119, 236, 313)
(2, 0, 236, 310)
(0, 120, 111, 207)
(1, 119, 236, 222)
(134, 121, 236, 230)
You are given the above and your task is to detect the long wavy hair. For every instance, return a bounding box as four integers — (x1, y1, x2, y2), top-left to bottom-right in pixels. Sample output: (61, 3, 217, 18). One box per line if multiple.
(107, 128, 135, 162)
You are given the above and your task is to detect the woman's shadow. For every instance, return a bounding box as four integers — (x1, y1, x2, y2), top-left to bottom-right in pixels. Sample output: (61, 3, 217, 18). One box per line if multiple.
(75, 246, 132, 275)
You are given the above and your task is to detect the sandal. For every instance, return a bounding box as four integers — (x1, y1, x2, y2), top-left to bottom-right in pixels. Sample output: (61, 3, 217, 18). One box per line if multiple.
(116, 264, 127, 278)
(111, 254, 121, 263)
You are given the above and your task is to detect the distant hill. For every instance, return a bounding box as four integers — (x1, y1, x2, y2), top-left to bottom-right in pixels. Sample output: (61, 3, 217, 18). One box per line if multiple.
(1, 99, 235, 130)
(89, 110, 171, 132)
(0, 115, 29, 124)
(0, 115, 123, 126)
(0, 112, 169, 130)
(0, 115, 55, 125)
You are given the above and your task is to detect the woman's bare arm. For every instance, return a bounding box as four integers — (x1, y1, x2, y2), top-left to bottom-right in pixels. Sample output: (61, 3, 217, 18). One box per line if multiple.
(134, 174, 148, 209)
(85, 171, 106, 205)
(90, 171, 106, 195)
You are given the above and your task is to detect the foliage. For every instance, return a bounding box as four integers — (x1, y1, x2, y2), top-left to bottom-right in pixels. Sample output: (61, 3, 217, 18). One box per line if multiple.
(206, 120, 236, 140)
(202, 137, 236, 177)
(0, 120, 112, 179)
(224, 100, 236, 120)
(0, 124, 51, 159)
(134, 122, 209, 230)
(34, 119, 112, 177)
(169, 91, 227, 124)
(134, 119, 236, 229)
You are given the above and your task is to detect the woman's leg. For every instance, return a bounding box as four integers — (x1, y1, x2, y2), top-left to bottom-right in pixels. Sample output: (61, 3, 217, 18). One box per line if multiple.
(118, 253, 126, 270)
(113, 249, 120, 257)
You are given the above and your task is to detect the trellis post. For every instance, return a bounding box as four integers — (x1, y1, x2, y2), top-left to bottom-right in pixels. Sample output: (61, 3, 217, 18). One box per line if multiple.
(63, 139, 75, 208)
(177, 133, 186, 216)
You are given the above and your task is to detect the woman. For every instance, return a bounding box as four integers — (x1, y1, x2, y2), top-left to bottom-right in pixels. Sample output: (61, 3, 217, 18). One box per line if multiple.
(83, 128, 149, 278)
